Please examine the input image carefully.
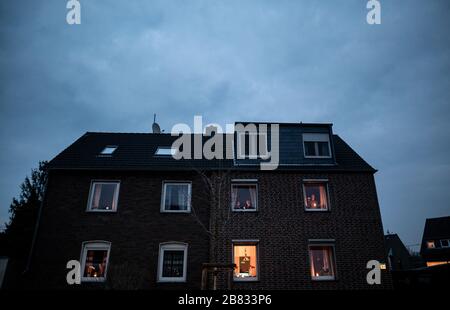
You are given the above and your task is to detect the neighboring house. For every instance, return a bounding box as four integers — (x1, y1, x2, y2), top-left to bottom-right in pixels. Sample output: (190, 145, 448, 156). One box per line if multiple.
(385, 234, 424, 271)
(27, 122, 392, 289)
(420, 216, 450, 267)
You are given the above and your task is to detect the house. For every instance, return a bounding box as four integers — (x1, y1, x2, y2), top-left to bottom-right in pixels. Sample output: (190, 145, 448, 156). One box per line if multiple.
(420, 216, 450, 267)
(27, 122, 392, 289)
(385, 233, 424, 271)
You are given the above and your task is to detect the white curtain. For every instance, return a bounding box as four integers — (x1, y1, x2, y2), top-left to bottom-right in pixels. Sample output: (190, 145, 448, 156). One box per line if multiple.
(322, 248, 330, 271)
(165, 185, 173, 209)
(249, 187, 257, 208)
(231, 186, 238, 208)
(178, 185, 188, 209)
(92, 184, 102, 209)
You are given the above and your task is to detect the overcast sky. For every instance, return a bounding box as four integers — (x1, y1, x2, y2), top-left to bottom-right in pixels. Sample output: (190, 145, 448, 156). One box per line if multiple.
(1, 0, 449, 248)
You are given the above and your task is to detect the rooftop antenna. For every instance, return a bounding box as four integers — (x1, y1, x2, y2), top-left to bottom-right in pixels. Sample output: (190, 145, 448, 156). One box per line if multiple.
(152, 114, 161, 133)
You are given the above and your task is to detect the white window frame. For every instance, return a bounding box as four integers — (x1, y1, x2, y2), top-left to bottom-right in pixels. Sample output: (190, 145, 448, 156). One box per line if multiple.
(237, 132, 268, 160)
(303, 133, 332, 158)
(99, 145, 118, 156)
(302, 179, 330, 212)
(308, 241, 337, 281)
(160, 181, 192, 213)
(80, 241, 111, 283)
(231, 180, 258, 212)
(157, 242, 188, 283)
(155, 147, 177, 156)
(232, 240, 259, 282)
(440, 239, 450, 248)
(86, 180, 120, 212)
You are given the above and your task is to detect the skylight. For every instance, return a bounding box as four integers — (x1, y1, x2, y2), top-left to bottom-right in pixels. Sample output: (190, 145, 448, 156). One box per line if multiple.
(100, 146, 118, 155)
(155, 147, 176, 156)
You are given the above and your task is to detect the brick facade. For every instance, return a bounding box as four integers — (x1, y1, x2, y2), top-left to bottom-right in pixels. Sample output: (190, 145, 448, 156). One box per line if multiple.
(29, 169, 392, 289)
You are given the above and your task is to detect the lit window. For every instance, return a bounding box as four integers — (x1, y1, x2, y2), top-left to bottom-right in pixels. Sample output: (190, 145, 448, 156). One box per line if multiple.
(155, 147, 177, 156)
(157, 243, 188, 282)
(303, 182, 329, 211)
(100, 146, 118, 155)
(426, 261, 450, 267)
(233, 243, 258, 281)
(231, 182, 258, 211)
(440, 239, 450, 248)
(427, 241, 435, 249)
(87, 181, 120, 212)
(303, 133, 331, 158)
(80, 241, 111, 282)
(161, 182, 191, 212)
(309, 244, 336, 280)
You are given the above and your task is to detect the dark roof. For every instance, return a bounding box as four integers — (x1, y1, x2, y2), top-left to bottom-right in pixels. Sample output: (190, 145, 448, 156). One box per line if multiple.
(422, 216, 450, 240)
(47, 132, 376, 172)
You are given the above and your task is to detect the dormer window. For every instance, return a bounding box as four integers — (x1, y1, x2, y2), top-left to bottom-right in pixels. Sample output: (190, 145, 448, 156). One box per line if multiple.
(155, 147, 176, 156)
(236, 131, 268, 159)
(100, 146, 118, 155)
(303, 133, 331, 158)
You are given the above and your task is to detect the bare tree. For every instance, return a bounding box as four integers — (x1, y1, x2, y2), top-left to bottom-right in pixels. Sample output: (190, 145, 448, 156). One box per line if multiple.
(191, 168, 232, 262)
(189, 168, 236, 289)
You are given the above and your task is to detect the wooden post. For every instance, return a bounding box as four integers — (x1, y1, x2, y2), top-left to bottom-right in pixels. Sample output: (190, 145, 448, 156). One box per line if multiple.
(201, 266, 207, 290)
(213, 267, 218, 290)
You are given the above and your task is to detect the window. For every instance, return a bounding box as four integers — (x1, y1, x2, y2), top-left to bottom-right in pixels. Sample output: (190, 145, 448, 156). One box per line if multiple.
(231, 181, 258, 211)
(87, 181, 120, 212)
(303, 133, 331, 158)
(309, 243, 336, 280)
(161, 182, 191, 212)
(440, 239, 450, 248)
(237, 131, 268, 159)
(157, 243, 188, 282)
(233, 242, 258, 281)
(427, 241, 435, 249)
(80, 241, 111, 282)
(155, 147, 177, 156)
(303, 181, 329, 211)
(100, 145, 118, 155)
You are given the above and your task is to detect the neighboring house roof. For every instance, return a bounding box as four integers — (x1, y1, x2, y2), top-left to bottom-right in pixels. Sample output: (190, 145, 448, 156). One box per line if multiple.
(385, 233, 425, 271)
(47, 131, 376, 172)
(420, 216, 450, 260)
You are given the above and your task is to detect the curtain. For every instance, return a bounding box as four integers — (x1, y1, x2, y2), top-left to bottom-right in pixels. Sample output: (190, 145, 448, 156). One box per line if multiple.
(111, 185, 117, 210)
(231, 186, 238, 209)
(92, 184, 102, 209)
(319, 185, 328, 209)
(322, 248, 330, 271)
(165, 185, 173, 209)
(249, 187, 257, 209)
(178, 185, 188, 210)
(309, 251, 315, 277)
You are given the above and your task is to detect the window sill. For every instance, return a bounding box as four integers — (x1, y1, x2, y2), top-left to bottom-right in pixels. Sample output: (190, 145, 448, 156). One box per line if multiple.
(304, 209, 330, 212)
(160, 210, 191, 214)
(86, 210, 117, 213)
(233, 278, 259, 282)
(304, 156, 332, 159)
(81, 277, 106, 283)
(311, 277, 337, 282)
(232, 209, 258, 212)
(157, 279, 187, 283)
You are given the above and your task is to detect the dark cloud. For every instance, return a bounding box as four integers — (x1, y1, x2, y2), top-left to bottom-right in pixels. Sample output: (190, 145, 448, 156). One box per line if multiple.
(1, 0, 449, 247)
